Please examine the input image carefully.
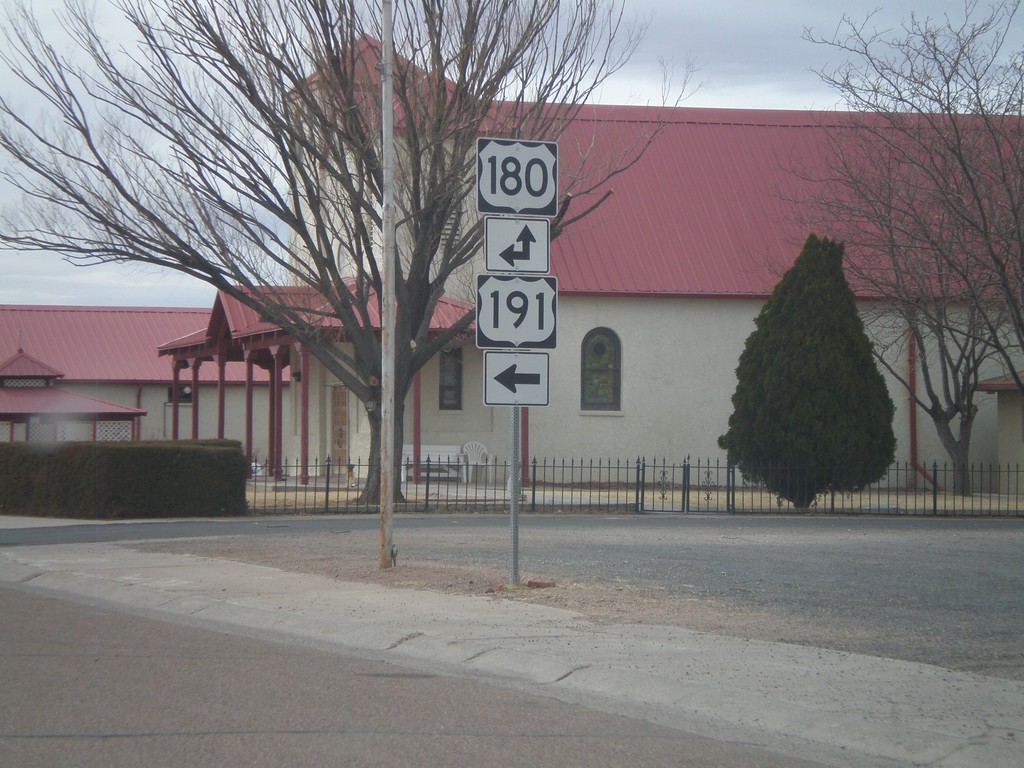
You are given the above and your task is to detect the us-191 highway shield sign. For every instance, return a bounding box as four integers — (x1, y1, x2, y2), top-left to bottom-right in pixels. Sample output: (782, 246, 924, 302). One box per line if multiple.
(476, 274, 557, 350)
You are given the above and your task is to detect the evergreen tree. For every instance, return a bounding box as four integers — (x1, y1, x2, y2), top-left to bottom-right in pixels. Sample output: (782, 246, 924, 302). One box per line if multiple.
(718, 234, 896, 508)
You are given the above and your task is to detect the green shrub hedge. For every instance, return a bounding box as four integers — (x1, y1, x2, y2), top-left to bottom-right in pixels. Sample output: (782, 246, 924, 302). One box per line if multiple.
(0, 440, 248, 519)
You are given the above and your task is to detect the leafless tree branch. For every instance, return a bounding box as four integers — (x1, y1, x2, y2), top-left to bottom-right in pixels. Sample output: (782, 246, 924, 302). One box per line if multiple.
(0, 0, 697, 500)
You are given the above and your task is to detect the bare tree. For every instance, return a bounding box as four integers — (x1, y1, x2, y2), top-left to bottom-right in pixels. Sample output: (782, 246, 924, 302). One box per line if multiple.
(0, 0, 694, 501)
(804, 0, 1024, 491)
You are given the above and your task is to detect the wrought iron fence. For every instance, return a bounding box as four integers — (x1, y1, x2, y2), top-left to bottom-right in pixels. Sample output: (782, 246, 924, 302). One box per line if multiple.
(246, 456, 1024, 517)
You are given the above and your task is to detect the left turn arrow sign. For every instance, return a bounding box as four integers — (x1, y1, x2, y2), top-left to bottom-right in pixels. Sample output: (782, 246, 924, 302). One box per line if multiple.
(484, 351, 549, 407)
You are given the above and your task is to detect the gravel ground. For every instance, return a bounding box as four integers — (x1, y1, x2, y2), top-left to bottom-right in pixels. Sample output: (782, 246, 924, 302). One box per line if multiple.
(132, 516, 1024, 682)
(133, 531, 697, 623)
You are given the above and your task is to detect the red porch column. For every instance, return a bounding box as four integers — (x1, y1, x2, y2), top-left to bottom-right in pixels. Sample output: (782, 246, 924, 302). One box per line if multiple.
(300, 345, 310, 484)
(171, 360, 185, 440)
(267, 354, 277, 477)
(244, 354, 254, 469)
(216, 353, 227, 439)
(275, 347, 286, 479)
(190, 358, 202, 440)
(412, 369, 421, 483)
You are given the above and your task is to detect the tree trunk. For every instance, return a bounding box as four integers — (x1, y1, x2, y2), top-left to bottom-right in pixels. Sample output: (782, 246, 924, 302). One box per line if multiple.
(356, 391, 407, 505)
(359, 406, 381, 505)
(932, 416, 974, 496)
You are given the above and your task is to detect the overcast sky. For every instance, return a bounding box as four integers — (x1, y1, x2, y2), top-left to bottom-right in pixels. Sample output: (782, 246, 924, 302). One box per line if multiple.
(0, 0, 1016, 308)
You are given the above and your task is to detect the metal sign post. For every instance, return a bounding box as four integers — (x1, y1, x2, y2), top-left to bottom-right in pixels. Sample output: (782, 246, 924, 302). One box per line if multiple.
(509, 404, 520, 584)
(476, 137, 557, 586)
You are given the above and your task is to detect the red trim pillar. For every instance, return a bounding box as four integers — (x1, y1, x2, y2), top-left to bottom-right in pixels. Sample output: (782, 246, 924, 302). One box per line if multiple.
(277, 349, 286, 479)
(267, 356, 277, 478)
(216, 354, 227, 439)
(270, 346, 286, 480)
(300, 345, 310, 484)
(171, 360, 184, 440)
(909, 341, 918, 471)
(244, 354, 254, 469)
(190, 358, 201, 440)
(413, 369, 422, 483)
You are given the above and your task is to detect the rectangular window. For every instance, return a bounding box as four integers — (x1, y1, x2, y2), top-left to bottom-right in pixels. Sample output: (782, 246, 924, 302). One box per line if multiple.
(439, 347, 463, 411)
(168, 384, 193, 403)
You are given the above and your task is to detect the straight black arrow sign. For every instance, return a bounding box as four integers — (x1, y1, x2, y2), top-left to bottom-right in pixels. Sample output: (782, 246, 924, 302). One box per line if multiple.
(495, 364, 541, 392)
(483, 351, 549, 407)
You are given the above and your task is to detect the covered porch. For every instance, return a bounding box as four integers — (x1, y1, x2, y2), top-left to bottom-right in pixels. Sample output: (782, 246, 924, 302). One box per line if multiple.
(157, 286, 476, 485)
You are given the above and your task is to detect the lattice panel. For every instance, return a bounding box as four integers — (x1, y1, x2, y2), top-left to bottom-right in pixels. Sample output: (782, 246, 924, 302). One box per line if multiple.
(5, 378, 46, 388)
(58, 422, 94, 442)
(28, 423, 56, 441)
(0, 421, 8, 440)
(96, 421, 131, 441)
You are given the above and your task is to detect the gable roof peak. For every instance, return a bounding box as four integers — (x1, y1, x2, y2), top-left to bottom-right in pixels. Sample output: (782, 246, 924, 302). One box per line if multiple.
(0, 347, 65, 380)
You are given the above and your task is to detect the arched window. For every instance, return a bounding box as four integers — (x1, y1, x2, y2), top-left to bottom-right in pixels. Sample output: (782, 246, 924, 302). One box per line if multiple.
(580, 327, 621, 410)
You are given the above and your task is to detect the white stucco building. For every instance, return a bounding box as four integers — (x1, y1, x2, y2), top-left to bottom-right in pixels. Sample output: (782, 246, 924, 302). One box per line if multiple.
(161, 106, 1011, 483)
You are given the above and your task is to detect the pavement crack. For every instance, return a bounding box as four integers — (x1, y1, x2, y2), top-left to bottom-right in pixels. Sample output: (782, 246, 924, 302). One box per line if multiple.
(385, 632, 424, 650)
(554, 665, 590, 683)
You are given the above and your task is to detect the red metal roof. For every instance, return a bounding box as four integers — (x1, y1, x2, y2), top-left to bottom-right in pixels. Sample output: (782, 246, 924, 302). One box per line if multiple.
(552, 106, 840, 298)
(217, 284, 473, 336)
(0, 387, 145, 417)
(978, 373, 1023, 392)
(0, 305, 253, 383)
(159, 285, 474, 357)
(0, 348, 64, 379)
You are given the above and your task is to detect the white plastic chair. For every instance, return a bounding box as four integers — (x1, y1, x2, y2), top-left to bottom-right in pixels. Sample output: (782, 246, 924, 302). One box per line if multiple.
(462, 441, 490, 484)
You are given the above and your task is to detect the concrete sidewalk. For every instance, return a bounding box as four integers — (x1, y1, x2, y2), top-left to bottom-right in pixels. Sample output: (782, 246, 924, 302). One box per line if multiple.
(1, 532, 1022, 767)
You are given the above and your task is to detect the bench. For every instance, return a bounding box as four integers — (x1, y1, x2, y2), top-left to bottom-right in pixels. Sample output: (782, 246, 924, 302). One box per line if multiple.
(401, 444, 466, 482)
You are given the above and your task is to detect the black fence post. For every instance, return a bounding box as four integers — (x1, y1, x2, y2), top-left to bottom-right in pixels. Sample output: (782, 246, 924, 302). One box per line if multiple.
(423, 457, 431, 512)
(641, 458, 647, 512)
(324, 456, 332, 514)
(633, 457, 638, 512)
(729, 462, 739, 513)
(932, 462, 939, 515)
(530, 457, 538, 512)
(682, 456, 690, 514)
(633, 457, 641, 512)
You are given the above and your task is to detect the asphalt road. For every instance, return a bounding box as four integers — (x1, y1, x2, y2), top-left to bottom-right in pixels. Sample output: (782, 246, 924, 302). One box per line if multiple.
(4, 513, 1023, 677)
(0, 585, 827, 768)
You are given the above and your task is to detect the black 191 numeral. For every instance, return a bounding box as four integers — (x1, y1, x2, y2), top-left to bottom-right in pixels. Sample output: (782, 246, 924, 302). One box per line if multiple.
(490, 290, 546, 329)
